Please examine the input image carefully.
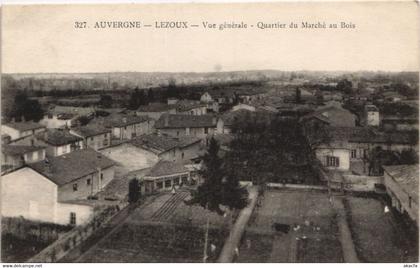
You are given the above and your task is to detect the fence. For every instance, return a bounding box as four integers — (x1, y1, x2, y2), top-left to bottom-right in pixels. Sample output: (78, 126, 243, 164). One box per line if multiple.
(27, 203, 127, 263)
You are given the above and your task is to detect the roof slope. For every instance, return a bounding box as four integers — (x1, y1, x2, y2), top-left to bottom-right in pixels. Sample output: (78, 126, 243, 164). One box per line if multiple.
(37, 129, 82, 146)
(2, 144, 45, 156)
(383, 165, 419, 199)
(137, 103, 176, 112)
(71, 124, 111, 137)
(29, 149, 115, 186)
(131, 134, 201, 154)
(155, 114, 216, 129)
(4, 121, 45, 132)
(145, 160, 188, 178)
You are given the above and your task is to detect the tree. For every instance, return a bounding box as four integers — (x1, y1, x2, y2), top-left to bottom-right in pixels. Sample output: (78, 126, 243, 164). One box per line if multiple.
(128, 178, 141, 203)
(77, 116, 91, 126)
(336, 79, 353, 95)
(99, 94, 113, 108)
(147, 88, 155, 103)
(7, 91, 44, 122)
(295, 87, 302, 104)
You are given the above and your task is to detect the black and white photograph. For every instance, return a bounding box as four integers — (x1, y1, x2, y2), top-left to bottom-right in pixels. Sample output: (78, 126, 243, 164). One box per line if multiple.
(0, 1, 419, 264)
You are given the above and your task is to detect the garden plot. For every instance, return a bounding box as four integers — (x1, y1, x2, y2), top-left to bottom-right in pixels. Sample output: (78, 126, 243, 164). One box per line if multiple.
(236, 189, 343, 263)
(346, 196, 418, 263)
(77, 190, 229, 263)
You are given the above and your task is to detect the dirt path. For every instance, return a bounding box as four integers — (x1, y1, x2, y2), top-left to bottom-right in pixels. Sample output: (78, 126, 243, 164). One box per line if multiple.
(218, 186, 258, 263)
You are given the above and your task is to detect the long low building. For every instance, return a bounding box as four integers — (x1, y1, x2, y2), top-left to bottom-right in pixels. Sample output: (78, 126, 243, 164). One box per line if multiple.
(383, 165, 418, 225)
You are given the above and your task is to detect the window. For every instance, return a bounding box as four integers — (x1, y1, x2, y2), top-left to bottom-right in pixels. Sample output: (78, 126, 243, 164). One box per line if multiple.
(326, 156, 340, 167)
(73, 183, 78, 191)
(351, 149, 357, 159)
(90, 137, 94, 141)
(174, 177, 180, 185)
(165, 180, 172, 188)
(70, 212, 76, 225)
(87, 178, 91, 185)
(100, 173, 104, 180)
(177, 131, 180, 136)
(204, 127, 209, 134)
(26, 152, 33, 161)
(157, 181, 163, 189)
(409, 196, 412, 208)
(103, 139, 109, 146)
(104, 133, 107, 138)
(182, 152, 184, 159)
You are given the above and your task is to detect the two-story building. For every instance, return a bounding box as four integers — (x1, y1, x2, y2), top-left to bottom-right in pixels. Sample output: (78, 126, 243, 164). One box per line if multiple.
(99, 114, 154, 140)
(1, 121, 46, 141)
(2, 149, 115, 226)
(70, 125, 112, 151)
(155, 114, 217, 139)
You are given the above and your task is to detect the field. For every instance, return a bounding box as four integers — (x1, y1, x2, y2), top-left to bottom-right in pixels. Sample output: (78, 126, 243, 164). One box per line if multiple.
(236, 189, 343, 263)
(346, 196, 418, 262)
(76, 189, 230, 262)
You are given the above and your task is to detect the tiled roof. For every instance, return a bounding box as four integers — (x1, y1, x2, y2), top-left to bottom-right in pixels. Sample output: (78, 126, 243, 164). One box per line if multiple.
(175, 100, 206, 112)
(144, 160, 188, 178)
(37, 129, 82, 146)
(4, 121, 45, 132)
(2, 144, 45, 156)
(90, 114, 149, 128)
(130, 134, 200, 154)
(383, 165, 418, 199)
(29, 149, 115, 186)
(137, 103, 176, 112)
(71, 124, 111, 137)
(155, 114, 216, 129)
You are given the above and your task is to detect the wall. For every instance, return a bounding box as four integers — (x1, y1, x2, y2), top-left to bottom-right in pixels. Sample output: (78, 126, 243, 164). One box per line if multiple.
(137, 110, 176, 120)
(342, 174, 383, 192)
(57, 166, 114, 202)
(384, 171, 418, 224)
(1, 167, 58, 223)
(39, 115, 74, 129)
(1, 125, 21, 140)
(316, 148, 350, 171)
(55, 202, 93, 226)
(159, 126, 215, 139)
(84, 132, 111, 151)
(24, 149, 46, 163)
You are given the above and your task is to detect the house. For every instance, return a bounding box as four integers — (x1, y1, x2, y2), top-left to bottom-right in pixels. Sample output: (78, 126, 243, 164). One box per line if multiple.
(199, 92, 220, 113)
(175, 100, 207, 116)
(383, 165, 418, 224)
(309, 126, 418, 173)
(300, 103, 357, 128)
(364, 105, 380, 126)
(40, 105, 96, 129)
(200, 90, 236, 105)
(143, 160, 190, 194)
(237, 89, 267, 104)
(136, 103, 177, 120)
(1, 121, 46, 141)
(70, 125, 112, 151)
(1, 167, 94, 225)
(130, 133, 203, 163)
(9, 129, 84, 157)
(1, 144, 46, 173)
(90, 114, 154, 141)
(155, 114, 217, 139)
(29, 149, 116, 202)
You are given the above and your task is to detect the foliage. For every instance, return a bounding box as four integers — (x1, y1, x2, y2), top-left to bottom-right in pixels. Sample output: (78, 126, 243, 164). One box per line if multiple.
(6, 91, 44, 122)
(128, 87, 148, 110)
(295, 87, 302, 104)
(77, 116, 91, 126)
(99, 94, 113, 108)
(336, 79, 353, 94)
(128, 178, 141, 203)
(190, 137, 248, 215)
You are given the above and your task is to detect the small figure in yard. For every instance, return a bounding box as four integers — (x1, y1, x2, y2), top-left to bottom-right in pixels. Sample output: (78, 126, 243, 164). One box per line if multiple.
(171, 186, 176, 195)
(234, 247, 240, 257)
(384, 205, 390, 213)
(210, 244, 217, 253)
(246, 239, 252, 249)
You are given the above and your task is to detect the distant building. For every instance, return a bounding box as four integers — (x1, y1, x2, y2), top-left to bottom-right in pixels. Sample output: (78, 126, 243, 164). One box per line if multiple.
(70, 125, 112, 151)
(1, 144, 46, 173)
(130, 133, 202, 163)
(40, 105, 96, 129)
(1, 167, 93, 225)
(1, 121, 46, 141)
(237, 89, 267, 104)
(300, 103, 357, 128)
(383, 165, 418, 224)
(217, 109, 252, 134)
(143, 160, 190, 194)
(365, 104, 380, 126)
(175, 100, 207, 116)
(136, 103, 177, 120)
(9, 129, 84, 157)
(155, 114, 217, 139)
(92, 114, 154, 140)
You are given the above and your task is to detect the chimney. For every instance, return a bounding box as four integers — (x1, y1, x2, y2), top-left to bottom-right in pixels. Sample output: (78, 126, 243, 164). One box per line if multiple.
(30, 139, 34, 146)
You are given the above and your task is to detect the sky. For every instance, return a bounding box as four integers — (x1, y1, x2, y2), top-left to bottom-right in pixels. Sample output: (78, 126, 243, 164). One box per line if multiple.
(2, 2, 419, 73)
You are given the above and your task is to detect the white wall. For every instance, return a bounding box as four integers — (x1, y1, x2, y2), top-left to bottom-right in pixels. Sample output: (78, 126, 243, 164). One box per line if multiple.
(316, 148, 350, 171)
(1, 125, 21, 140)
(55, 202, 93, 226)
